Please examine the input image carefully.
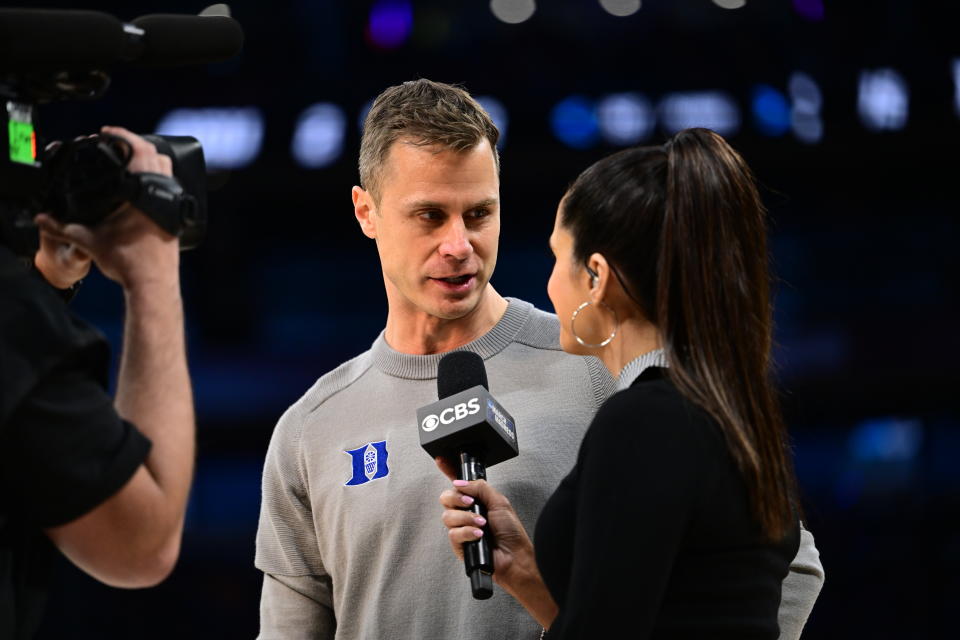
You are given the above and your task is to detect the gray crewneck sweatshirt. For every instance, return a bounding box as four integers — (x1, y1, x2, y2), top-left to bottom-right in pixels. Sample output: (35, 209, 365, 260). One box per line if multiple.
(256, 299, 614, 639)
(255, 299, 823, 639)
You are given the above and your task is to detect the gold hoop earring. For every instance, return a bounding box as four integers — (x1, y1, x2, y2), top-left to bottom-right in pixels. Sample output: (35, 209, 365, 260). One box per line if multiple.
(570, 301, 618, 348)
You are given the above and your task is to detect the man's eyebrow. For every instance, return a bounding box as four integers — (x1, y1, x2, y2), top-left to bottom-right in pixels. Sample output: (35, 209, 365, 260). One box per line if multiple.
(468, 198, 498, 209)
(404, 197, 499, 211)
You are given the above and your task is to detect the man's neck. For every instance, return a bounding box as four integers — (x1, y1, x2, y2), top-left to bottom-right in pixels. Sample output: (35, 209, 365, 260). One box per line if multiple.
(384, 286, 509, 355)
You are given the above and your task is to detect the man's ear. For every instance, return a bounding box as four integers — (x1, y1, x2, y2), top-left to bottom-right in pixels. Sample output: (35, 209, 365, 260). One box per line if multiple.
(353, 186, 377, 239)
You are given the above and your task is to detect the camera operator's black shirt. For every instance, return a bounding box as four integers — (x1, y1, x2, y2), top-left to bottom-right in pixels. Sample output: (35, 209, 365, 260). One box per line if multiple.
(0, 245, 151, 639)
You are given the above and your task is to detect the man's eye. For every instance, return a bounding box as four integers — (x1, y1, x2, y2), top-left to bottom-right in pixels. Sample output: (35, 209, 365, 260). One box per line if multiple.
(420, 210, 443, 221)
(469, 208, 489, 219)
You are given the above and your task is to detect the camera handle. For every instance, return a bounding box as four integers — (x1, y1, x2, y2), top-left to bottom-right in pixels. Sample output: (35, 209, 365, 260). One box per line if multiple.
(121, 171, 200, 240)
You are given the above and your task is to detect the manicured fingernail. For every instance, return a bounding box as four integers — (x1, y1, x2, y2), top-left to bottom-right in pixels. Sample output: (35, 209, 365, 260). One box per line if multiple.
(474, 516, 486, 526)
(461, 495, 474, 506)
(453, 480, 469, 487)
(473, 529, 484, 537)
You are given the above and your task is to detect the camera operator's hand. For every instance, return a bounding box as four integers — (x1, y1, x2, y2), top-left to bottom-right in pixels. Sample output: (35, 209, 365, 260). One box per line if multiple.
(33, 231, 92, 290)
(34, 126, 178, 293)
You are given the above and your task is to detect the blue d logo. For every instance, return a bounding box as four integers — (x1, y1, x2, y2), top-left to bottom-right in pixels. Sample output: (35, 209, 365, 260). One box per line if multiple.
(344, 441, 390, 486)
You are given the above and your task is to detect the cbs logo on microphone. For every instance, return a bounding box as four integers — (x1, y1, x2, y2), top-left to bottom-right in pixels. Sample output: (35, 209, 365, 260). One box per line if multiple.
(421, 398, 481, 432)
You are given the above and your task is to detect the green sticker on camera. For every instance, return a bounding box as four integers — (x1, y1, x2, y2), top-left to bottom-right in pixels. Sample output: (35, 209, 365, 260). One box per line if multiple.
(8, 117, 37, 165)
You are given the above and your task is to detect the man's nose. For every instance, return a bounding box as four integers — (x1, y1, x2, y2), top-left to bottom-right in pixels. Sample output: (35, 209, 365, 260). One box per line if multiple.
(438, 218, 472, 260)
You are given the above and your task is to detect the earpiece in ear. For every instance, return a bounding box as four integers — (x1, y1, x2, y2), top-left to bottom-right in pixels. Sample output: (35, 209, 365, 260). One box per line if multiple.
(585, 265, 600, 289)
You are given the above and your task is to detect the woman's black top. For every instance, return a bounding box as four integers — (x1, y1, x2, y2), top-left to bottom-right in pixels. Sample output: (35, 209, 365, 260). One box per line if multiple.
(534, 367, 799, 639)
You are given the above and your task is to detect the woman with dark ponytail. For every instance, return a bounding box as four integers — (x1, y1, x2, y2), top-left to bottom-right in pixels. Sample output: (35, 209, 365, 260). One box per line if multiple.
(439, 128, 821, 638)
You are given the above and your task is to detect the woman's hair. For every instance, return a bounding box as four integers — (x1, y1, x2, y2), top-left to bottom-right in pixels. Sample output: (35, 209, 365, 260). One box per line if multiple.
(561, 127, 797, 540)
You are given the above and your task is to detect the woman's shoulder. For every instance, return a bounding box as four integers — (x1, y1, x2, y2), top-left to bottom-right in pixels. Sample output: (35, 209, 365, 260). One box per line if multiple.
(589, 369, 723, 451)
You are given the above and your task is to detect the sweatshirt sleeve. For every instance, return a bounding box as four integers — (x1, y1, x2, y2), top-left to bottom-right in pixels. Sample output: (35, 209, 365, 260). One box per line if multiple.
(257, 574, 336, 640)
(255, 405, 333, 638)
(777, 524, 825, 639)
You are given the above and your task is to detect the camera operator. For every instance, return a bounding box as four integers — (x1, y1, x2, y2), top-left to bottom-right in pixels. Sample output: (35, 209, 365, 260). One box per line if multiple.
(0, 126, 194, 639)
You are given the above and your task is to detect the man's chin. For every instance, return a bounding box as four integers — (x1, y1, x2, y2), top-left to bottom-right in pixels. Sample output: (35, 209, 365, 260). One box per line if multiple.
(431, 297, 479, 320)
(428, 287, 485, 320)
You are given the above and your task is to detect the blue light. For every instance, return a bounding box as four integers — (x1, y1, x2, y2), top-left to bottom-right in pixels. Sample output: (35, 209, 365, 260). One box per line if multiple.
(291, 103, 347, 169)
(858, 68, 909, 131)
(658, 91, 740, 136)
(789, 72, 824, 144)
(475, 95, 509, 147)
(597, 92, 655, 145)
(155, 107, 264, 169)
(550, 96, 599, 149)
(368, 0, 413, 49)
(849, 417, 924, 463)
(358, 98, 375, 133)
(751, 85, 791, 136)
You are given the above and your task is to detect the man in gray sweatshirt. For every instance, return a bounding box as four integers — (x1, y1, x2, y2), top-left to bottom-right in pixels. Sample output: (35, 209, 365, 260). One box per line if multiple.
(254, 78, 824, 640)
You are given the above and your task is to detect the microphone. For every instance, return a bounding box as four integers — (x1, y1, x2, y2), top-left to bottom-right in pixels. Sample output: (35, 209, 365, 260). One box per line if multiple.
(418, 351, 519, 600)
(0, 8, 243, 71)
(130, 14, 244, 67)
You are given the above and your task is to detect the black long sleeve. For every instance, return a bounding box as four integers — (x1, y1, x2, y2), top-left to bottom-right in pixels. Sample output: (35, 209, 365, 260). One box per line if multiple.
(534, 369, 799, 639)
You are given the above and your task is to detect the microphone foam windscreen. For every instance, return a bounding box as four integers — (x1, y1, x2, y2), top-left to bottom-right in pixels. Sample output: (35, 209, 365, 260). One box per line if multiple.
(0, 9, 126, 70)
(437, 351, 488, 399)
(131, 14, 244, 66)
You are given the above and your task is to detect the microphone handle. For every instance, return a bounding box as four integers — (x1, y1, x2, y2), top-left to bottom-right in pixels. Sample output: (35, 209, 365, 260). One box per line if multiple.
(458, 451, 494, 600)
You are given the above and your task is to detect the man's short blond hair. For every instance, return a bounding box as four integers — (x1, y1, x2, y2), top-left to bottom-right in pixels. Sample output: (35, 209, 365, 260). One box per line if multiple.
(359, 79, 500, 202)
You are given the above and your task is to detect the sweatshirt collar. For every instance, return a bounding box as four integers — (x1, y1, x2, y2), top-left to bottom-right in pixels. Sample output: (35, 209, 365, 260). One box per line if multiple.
(369, 298, 533, 380)
(617, 348, 668, 390)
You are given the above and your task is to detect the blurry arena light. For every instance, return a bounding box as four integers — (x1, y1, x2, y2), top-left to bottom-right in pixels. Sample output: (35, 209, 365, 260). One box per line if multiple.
(953, 59, 960, 117)
(357, 98, 374, 133)
(550, 96, 599, 149)
(712, 0, 746, 9)
(599, 0, 641, 17)
(155, 107, 263, 169)
(597, 92, 655, 145)
(367, 0, 413, 49)
(793, 0, 825, 21)
(475, 95, 509, 148)
(751, 85, 790, 136)
(291, 103, 347, 169)
(789, 71, 824, 143)
(490, 0, 536, 24)
(849, 417, 924, 463)
(858, 68, 909, 131)
(658, 91, 740, 136)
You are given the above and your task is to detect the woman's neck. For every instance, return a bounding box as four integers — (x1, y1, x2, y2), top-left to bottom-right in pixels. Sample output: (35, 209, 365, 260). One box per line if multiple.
(598, 317, 661, 379)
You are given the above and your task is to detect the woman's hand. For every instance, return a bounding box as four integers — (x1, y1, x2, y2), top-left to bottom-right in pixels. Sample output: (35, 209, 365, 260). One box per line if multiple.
(439, 477, 532, 578)
(436, 463, 559, 629)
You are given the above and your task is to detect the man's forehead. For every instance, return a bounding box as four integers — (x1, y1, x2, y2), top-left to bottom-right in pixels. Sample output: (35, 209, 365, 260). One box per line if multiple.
(383, 137, 494, 167)
(378, 139, 499, 206)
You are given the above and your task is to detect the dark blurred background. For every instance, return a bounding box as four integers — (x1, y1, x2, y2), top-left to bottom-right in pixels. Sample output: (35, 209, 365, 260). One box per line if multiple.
(15, 0, 959, 637)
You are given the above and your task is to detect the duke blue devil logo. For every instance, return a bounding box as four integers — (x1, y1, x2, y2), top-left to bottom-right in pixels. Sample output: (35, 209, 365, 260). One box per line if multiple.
(344, 441, 390, 486)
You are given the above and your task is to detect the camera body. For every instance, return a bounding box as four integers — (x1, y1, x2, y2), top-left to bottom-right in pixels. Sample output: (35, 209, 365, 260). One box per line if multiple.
(0, 89, 207, 257)
(0, 6, 244, 258)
